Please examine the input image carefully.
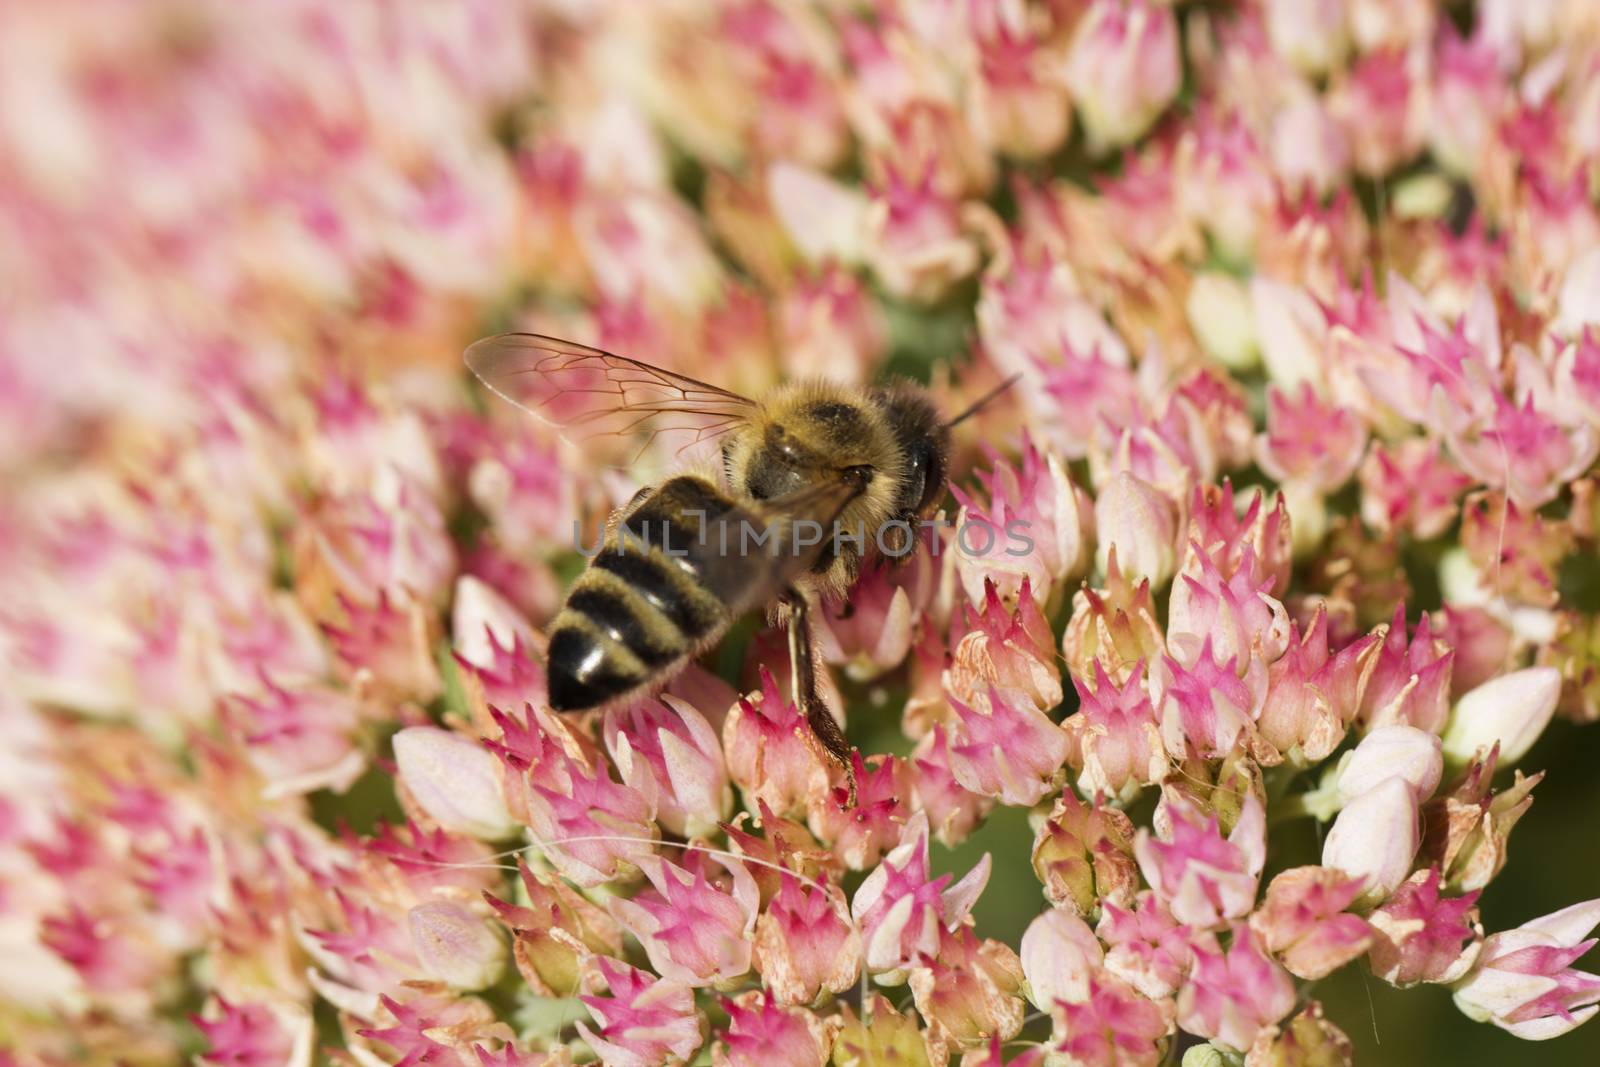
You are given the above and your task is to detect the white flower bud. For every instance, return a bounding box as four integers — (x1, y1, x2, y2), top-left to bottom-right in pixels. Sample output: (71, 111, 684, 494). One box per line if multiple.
(408, 901, 506, 990)
(1021, 907, 1104, 1009)
(1441, 667, 1560, 766)
(1338, 725, 1443, 806)
(1322, 776, 1419, 904)
(1095, 472, 1177, 589)
(393, 726, 519, 839)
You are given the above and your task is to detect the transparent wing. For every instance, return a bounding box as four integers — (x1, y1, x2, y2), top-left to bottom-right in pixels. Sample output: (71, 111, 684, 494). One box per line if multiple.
(723, 474, 872, 614)
(465, 333, 758, 461)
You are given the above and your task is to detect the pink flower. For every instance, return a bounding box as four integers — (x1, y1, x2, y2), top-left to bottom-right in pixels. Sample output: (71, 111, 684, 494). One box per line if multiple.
(851, 813, 990, 974)
(951, 438, 1087, 606)
(1453, 897, 1600, 1040)
(1358, 438, 1474, 540)
(1064, 0, 1182, 153)
(610, 855, 758, 987)
(977, 250, 1132, 393)
(1336, 725, 1443, 806)
(863, 157, 978, 303)
(1357, 606, 1455, 734)
(1329, 48, 1422, 176)
(577, 957, 703, 1067)
(1367, 868, 1482, 987)
(1256, 384, 1367, 493)
(1449, 393, 1599, 510)
(909, 724, 995, 847)
(467, 430, 578, 556)
(777, 266, 887, 382)
(323, 590, 442, 704)
(714, 990, 830, 1067)
(908, 925, 1026, 1051)
(1098, 891, 1196, 1000)
(966, 4, 1072, 159)
(1095, 472, 1178, 590)
(806, 752, 913, 870)
(194, 997, 311, 1067)
(393, 726, 518, 840)
(1264, 0, 1351, 76)
(723, 667, 832, 818)
(947, 687, 1069, 807)
(1184, 486, 1292, 601)
(520, 742, 658, 889)
(1458, 490, 1573, 608)
(1256, 608, 1383, 765)
(815, 553, 930, 682)
(947, 578, 1062, 713)
(1135, 794, 1265, 930)
(1061, 551, 1168, 685)
(1178, 927, 1297, 1053)
(604, 696, 730, 839)
(1166, 543, 1290, 679)
(752, 873, 860, 1005)
(408, 901, 507, 991)
(485, 863, 622, 997)
(295, 472, 456, 611)
(1051, 972, 1172, 1067)
(1022, 340, 1142, 464)
(1428, 26, 1510, 178)
(1249, 866, 1374, 980)
(1063, 662, 1168, 797)
(221, 676, 367, 797)
(1153, 639, 1259, 760)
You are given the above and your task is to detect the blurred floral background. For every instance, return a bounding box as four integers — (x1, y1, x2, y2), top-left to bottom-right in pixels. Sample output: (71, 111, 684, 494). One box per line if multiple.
(4, 1, 1600, 1065)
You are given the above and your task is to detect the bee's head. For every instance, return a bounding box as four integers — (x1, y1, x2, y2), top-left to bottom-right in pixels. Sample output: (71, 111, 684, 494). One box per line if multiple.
(872, 383, 950, 519)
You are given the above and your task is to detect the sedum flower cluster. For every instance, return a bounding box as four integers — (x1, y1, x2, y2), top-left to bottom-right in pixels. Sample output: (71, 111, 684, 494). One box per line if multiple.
(5, 2, 1600, 1066)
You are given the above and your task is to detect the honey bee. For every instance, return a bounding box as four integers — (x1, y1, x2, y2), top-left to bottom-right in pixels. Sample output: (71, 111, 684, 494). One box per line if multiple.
(466, 333, 1011, 801)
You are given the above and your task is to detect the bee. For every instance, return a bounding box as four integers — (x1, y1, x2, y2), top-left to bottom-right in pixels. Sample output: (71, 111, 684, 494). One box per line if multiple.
(466, 333, 1012, 802)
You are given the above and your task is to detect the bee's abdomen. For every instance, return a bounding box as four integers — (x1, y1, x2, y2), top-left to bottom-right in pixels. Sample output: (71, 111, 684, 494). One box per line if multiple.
(546, 490, 730, 711)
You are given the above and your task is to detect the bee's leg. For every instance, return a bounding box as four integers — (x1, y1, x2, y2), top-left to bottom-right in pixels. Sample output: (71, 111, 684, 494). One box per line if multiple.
(783, 588, 857, 806)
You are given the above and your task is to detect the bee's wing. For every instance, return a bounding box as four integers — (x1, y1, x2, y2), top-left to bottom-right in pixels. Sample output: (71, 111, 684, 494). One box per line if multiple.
(465, 333, 758, 463)
(722, 475, 872, 614)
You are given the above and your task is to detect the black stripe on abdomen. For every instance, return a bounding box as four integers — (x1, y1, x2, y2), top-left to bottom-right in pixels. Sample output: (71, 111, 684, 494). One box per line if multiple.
(591, 548, 720, 639)
(565, 587, 677, 667)
(545, 624, 641, 711)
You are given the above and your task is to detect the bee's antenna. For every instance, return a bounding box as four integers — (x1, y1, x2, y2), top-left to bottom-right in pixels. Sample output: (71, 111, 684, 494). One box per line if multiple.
(945, 373, 1023, 429)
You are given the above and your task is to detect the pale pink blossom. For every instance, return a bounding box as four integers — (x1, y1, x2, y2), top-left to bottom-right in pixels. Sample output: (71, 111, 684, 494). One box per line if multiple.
(1098, 891, 1196, 1000)
(1249, 866, 1374, 980)
(947, 686, 1068, 807)
(1453, 897, 1600, 1040)
(604, 696, 731, 839)
(1321, 777, 1419, 903)
(577, 957, 702, 1067)
(752, 873, 860, 1005)
(1052, 972, 1171, 1067)
(1063, 662, 1168, 797)
(952, 438, 1087, 606)
(610, 855, 759, 987)
(714, 990, 831, 1067)
(1177, 927, 1297, 1053)
(1256, 384, 1367, 493)
(1065, 0, 1182, 153)
(1021, 908, 1104, 1009)
(851, 813, 991, 974)
(1367, 868, 1482, 987)
(1135, 794, 1266, 930)
(1358, 438, 1474, 540)
(723, 667, 832, 819)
